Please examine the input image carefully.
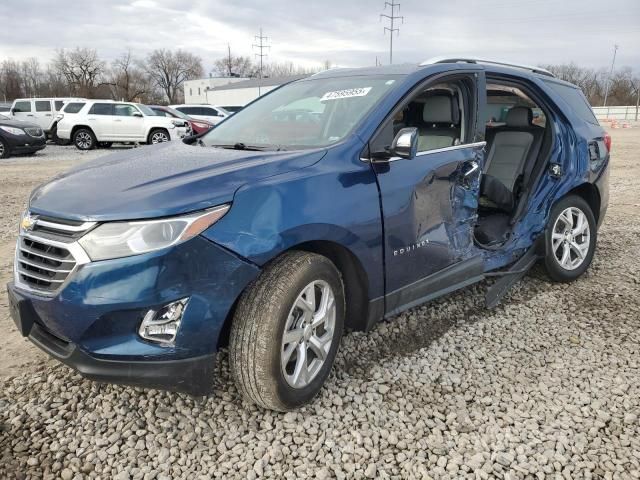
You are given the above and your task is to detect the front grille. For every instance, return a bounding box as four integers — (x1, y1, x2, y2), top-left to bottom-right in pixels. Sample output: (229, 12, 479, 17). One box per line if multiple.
(16, 237, 76, 292)
(15, 214, 94, 295)
(24, 127, 44, 137)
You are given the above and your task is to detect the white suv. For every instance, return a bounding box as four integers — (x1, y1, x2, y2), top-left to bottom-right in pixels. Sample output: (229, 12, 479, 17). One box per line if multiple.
(10, 97, 84, 140)
(169, 104, 229, 124)
(56, 100, 188, 150)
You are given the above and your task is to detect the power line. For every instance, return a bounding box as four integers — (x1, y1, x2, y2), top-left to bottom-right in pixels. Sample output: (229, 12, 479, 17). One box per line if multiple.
(380, 1, 403, 65)
(603, 44, 619, 107)
(252, 27, 270, 95)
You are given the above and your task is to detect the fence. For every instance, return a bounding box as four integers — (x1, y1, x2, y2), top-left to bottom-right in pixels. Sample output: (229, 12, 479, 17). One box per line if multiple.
(592, 106, 639, 121)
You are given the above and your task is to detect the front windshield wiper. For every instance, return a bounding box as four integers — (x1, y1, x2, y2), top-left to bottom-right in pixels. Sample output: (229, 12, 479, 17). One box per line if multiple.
(209, 143, 285, 151)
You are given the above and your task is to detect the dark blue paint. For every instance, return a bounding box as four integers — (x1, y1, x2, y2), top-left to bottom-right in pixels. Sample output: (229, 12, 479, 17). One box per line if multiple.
(9, 62, 609, 392)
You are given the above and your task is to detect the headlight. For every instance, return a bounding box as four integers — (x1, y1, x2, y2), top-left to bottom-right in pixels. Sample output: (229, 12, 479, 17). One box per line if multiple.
(0, 126, 24, 135)
(78, 205, 230, 261)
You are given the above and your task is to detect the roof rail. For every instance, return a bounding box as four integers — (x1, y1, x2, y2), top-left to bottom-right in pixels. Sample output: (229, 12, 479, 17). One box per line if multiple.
(419, 56, 555, 78)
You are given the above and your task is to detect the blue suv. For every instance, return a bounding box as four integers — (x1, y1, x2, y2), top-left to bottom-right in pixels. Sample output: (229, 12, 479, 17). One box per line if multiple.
(8, 57, 609, 411)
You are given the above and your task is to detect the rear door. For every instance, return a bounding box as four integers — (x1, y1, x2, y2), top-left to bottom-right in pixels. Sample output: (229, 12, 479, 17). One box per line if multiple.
(34, 100, 53, 130)
(87, 103, 115, 139)
(369, 73, 485, 315)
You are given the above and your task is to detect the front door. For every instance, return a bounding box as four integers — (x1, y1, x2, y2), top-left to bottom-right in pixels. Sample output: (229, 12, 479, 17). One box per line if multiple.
(112, 104, 146, 141)
(12, 100, 33, 123)
(34, 100, 54, 130)
(369, 74, 485, 314)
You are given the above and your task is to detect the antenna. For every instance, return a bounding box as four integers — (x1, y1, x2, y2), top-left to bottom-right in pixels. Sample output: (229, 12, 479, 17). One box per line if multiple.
(252, 28, 271, 95)
(380, 1, 403, 65)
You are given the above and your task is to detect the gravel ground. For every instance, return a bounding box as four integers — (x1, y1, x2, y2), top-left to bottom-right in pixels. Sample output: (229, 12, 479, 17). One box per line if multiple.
(1, 131, 639, 479)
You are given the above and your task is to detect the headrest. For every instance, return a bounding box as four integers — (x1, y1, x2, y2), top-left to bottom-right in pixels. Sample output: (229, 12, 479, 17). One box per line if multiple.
(422, 95, 458, 124)
(506, 107, 533, 128)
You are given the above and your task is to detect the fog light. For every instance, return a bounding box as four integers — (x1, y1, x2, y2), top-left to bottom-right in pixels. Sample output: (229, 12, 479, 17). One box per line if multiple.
(138, 298, 189, 345)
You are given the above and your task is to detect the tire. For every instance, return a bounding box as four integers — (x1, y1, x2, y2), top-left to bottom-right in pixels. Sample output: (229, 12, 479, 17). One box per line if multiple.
(98, 142, 113, 148)
(0, 138, 9, 159)
(230, 251, 345, 411)
(73, 128, 96, 150)
(544, 195, 597, 282)
(148, 129, 170, 144)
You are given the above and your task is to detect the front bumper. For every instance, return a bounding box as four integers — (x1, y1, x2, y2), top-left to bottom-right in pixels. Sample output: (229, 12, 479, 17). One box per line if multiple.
(4, 132, 46, 154)
(8, 235, 259, 395)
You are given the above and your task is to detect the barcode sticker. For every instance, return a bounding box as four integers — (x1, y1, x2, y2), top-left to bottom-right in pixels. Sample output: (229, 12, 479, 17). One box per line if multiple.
(321, 87, 372, 101)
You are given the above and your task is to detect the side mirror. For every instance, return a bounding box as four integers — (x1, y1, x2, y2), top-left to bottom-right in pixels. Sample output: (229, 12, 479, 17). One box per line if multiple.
(132, 112, 143, 117)
(390, 127, 419, 160)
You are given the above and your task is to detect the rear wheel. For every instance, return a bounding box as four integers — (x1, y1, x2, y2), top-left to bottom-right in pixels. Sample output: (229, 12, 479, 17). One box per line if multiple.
(0, 138, 8, 158)
(148, 129, 170, 144)
(544, 195, 596, 282)
(73, 128, 96, 150)
(229, 251, 345, 411)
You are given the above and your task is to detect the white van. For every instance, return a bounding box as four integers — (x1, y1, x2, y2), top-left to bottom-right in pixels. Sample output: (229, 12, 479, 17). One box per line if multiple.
(10, 97, 85, 140)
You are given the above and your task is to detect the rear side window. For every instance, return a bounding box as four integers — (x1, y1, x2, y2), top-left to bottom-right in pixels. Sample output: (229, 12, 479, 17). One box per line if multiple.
(64, 102, 85, 113)
(35, 100, 52, 112)
(89, 103, 114, 115)
(545, 81, 599, 125)
(54, 101, 64, 111)
(13, 101, 31, 113)
(178, 107, 197, 115)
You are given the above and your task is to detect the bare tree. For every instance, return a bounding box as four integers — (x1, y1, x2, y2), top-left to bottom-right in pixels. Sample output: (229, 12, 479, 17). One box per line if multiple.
(53, 47, 106, 97)
(0, 60, 23, 100)
(213, 45, 256, 78)
(144, 49, 203, 103)
(107, 50, 151, 102)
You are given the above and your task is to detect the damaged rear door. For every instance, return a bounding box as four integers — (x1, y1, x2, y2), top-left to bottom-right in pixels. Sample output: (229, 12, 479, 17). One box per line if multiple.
(369, 71, 486, 315)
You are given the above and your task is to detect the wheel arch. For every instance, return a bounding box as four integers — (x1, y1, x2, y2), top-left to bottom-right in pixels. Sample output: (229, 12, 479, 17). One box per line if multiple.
(565, 182, 601, 224)
(216, 239, 372, 350)
(71, 124, 95, 138)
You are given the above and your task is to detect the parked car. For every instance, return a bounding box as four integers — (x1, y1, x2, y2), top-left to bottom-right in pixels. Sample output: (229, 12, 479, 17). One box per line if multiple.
(0, 113, 46, 158)
(8, 57, 609, 411)
(9, 97, 84, 142)
(169, 104, 229, 124)
(220, 105, 243, 114)
(55, 100, 189, 150)
(148, 105, 214, 135)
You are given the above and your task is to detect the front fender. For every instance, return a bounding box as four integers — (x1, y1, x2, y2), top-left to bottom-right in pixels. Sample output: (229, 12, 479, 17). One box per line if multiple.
(202, 145, 385, 298)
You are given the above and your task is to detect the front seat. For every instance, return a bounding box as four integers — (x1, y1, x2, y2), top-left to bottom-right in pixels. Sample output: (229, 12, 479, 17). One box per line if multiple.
(417, 94, 460, 151)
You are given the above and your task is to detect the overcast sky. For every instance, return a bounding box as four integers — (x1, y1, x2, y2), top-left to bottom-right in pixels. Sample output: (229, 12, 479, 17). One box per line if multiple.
(0, 0, 638, 74)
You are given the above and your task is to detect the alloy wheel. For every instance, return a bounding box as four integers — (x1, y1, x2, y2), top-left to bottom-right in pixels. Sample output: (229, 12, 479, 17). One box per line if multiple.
(76, 132, 92, 149)
(281, 280, 336, 389)
(551, 207, 591, 270)
(151, 131, 169, 144)
(0, 141, 5, 157)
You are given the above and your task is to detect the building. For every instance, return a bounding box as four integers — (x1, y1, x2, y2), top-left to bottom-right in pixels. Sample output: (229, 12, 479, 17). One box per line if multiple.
(186, 74, 310, 108)
(183, 77, 249, 104)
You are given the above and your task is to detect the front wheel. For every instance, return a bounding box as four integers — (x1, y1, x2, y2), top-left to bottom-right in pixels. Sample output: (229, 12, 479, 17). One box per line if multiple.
(73, 128, 96, 150)
(230, 251, 345, 411)
(148, 129, 170, 144)
(544, 195, 597, 282)
(0, 138, 9, 159)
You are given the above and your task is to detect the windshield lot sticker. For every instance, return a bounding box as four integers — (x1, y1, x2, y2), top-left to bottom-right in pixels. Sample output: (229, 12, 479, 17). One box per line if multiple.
(321, 87, 372, 101)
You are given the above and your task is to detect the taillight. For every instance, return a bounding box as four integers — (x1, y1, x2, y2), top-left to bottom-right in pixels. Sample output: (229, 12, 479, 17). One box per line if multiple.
(604, 132, 612, 152)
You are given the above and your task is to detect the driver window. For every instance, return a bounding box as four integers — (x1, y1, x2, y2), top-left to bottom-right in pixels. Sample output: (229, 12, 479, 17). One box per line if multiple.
(114, 104, 138, 116)
(370, 78, 474, 155)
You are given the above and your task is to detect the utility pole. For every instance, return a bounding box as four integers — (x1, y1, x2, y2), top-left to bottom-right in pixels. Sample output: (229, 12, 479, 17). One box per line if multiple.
(635, 79, 639, 122)
(603, 44, 619, 107)
(252, 28, 270, 96)
(380, 1, 403, 65)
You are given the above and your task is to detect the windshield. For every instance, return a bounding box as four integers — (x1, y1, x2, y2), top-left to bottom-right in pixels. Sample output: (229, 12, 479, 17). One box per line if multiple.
(137, 104, 157, 116)
(201, 75, 400, 150)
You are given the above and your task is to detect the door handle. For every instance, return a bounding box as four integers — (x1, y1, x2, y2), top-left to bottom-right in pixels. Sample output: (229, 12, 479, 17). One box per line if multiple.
(45, 114, 52, 117)
(114, 119, 122, 122)
(27, 114, 34, 117)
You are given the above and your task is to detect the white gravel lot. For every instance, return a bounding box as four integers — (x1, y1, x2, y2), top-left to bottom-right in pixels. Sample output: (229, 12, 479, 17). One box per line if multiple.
(1, 131, 639, 479)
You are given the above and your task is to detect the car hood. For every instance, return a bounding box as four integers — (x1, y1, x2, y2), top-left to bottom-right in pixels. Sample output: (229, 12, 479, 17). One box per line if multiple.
(29, 141, 326, 221)
(0, 117, 40, 129)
